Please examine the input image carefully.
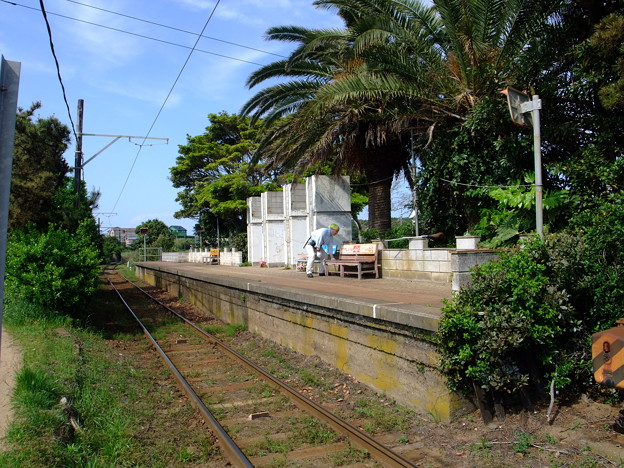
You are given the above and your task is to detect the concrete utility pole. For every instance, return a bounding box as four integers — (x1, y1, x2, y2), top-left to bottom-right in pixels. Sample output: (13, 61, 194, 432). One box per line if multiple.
(0, 55, 21, 359)
(74, 99, 84, 208)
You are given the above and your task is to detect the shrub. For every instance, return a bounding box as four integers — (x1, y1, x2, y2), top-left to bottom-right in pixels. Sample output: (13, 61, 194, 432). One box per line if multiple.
(439, 227, 623, 401)
(5, 221, 101, 316)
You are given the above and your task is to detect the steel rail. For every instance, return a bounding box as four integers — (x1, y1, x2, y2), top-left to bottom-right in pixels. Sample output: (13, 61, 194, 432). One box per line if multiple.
(108, 279, 254, 468)
(121, 273, 416, 468)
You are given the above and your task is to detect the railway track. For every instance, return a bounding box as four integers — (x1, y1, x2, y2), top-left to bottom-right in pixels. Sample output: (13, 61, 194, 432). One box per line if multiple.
(105, 268, 419, 467)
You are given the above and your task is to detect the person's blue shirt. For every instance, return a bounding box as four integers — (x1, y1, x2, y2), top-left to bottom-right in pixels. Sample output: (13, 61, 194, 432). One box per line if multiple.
(309, 227, 333, 248)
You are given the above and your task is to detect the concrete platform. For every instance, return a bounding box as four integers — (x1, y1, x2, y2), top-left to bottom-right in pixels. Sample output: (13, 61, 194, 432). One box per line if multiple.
(135, 262, 470, 420)
(142, 262, 452, 330)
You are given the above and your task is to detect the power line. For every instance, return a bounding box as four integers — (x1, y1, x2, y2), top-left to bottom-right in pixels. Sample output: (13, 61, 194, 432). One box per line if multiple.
(111, 0, 223, 213)
(65, 0, 287, 59)
(37, 0, 77, 138)
(1, 0, 266, 66)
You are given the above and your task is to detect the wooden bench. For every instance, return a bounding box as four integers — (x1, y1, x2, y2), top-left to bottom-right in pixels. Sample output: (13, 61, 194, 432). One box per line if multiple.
(326, 243, 379, 279)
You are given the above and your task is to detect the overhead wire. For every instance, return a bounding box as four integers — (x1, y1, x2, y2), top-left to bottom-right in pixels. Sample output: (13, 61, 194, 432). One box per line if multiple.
(1, 0, 266, 66)
(64, 0, 287, 59)
(110, 0, 223, 213)
(36, 0, 77, 138)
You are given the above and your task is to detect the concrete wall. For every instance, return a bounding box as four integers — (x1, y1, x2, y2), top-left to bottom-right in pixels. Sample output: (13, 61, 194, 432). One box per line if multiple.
(136, 264, 473, 421)
(382, 248, 452, 282)
(451, 250, 500, 291)
(247, 175, 353, 268)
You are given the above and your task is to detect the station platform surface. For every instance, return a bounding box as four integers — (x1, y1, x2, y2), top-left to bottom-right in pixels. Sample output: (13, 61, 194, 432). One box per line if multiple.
(141, 262, 453, 327)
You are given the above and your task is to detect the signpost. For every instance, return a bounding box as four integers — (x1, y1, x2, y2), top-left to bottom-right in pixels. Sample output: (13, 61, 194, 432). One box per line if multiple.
(501, 87, 543, 238)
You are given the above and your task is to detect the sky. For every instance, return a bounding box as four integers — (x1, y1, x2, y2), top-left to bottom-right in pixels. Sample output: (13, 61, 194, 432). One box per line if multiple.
(0, 0, 413, 235)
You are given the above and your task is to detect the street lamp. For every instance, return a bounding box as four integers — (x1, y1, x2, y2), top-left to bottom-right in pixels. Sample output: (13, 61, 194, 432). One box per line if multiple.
(139, 227, 148, 261)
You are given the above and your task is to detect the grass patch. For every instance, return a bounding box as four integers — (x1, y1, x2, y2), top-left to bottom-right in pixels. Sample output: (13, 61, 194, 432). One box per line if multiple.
(298, 368, 332, 391)
(0, 285, 221, 467)
(329, 443, 371, 465)
(290, 416, 339, 445)
(202, 323, 247, 337)
(353, 398, 412, 433)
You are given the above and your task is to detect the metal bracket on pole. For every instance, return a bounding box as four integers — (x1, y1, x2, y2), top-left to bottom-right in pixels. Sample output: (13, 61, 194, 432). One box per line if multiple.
(80, 133, 169, 168)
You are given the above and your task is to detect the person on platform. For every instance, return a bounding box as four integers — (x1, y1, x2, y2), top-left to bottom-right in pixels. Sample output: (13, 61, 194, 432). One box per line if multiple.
(304, 224, 339, 278)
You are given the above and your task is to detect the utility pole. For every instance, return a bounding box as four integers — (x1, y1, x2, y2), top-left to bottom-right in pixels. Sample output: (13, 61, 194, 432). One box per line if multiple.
(74, 99, 84, 208)
(0, 55, 21, 359)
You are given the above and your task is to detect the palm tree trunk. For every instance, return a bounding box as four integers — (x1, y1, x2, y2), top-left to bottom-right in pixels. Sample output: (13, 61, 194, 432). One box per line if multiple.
(367, 177, 392, 232)
(361, 143, 394, 233)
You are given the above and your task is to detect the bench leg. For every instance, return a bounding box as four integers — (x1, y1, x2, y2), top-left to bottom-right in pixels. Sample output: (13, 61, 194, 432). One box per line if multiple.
(357, 264, 362, 280)
(340, 265, 345, 277)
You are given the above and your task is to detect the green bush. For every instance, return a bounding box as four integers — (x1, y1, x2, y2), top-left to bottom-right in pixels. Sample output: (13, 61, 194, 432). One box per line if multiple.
(5, 221, 101, 316)
(439, 226, 623, 400)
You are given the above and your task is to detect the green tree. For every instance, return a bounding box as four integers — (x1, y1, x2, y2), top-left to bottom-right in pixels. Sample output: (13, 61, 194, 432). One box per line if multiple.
(10, 102, 71, 230)
(102, 236, 123, 262)
(49, 178, 101, 232)
(135, 219, 174, 251)
(170, 112, 281, 239)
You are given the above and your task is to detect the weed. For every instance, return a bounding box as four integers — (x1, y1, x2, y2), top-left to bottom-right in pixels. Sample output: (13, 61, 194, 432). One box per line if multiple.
(298, 368, 332, 391)
(293, 416, 339, 445)
(471, 436, 492, 458)
(568, 419, 583, 431)
(329, 442, 370, 465)
(544, 433, 557, 445)
(354, 398, 411, 432)
(576, 456, 599, 468)
(398, 435, 409, 444)
(250, 435, 293, 455)
(513, 430, 535, 454)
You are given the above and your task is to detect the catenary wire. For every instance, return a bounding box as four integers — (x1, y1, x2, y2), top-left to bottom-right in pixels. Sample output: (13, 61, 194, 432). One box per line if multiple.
(1, 0, 265, 66)
(65, 0, 287, 59)
(111, 0, 223, 213)
(37, 0, 77, 138)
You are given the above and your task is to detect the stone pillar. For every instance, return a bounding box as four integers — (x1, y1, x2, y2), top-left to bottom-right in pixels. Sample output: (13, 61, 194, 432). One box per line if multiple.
(455, 235, 480, 250)
(247, 196, 263, 265)
(408, 237, 430, 250)
(284, 183, 308, 267)
(261, 191, 286, 266)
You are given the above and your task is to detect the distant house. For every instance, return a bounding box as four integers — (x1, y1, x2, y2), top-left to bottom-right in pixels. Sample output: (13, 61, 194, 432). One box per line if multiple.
(169, 225, 187, 238)
(109, 227, 138, 247)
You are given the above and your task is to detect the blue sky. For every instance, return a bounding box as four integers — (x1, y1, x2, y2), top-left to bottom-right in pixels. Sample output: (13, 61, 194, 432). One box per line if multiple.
(1, 0, 413, 235)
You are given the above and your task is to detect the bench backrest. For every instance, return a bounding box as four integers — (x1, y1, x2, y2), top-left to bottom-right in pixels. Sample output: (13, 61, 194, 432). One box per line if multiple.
(339, 243, 378, 258)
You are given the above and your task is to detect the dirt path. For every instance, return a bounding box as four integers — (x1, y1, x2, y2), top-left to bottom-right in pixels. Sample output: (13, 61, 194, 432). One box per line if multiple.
(0, 327, 21, 449)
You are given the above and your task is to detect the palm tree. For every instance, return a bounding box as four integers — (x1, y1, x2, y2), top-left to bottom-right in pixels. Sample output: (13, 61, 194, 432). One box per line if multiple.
(242, 11, 417, 232)
(243, 0, 563, 233)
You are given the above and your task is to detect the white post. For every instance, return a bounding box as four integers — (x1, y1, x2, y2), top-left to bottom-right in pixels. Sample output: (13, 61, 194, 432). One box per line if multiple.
(531, 95, 543, 238)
